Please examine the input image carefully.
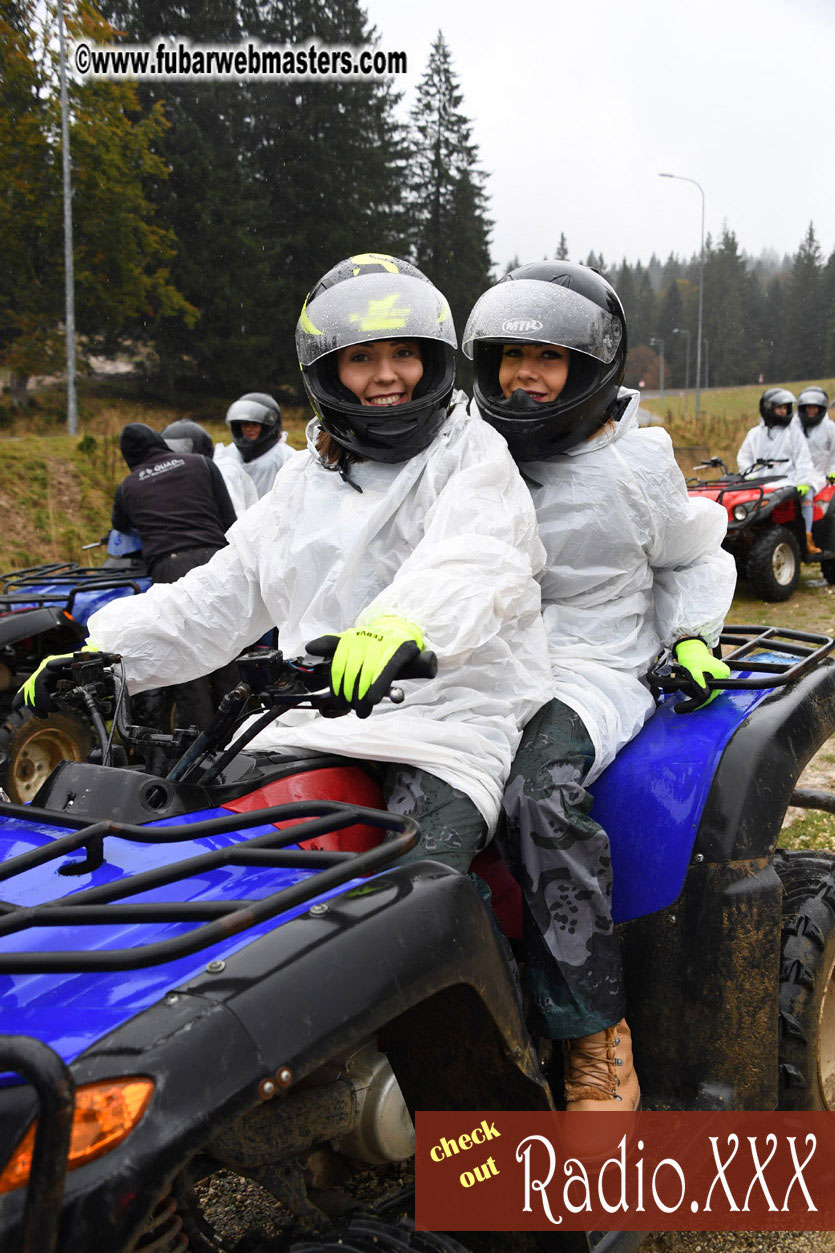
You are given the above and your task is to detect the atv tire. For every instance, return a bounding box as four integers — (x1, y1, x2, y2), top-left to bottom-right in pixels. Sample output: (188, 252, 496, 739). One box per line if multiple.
(746, 526, 801, 601)
(775, 849, 835, 918)
(778, 864, 835, 1109)
(820, 558, 835, 585)
(0, 706, 93, 804)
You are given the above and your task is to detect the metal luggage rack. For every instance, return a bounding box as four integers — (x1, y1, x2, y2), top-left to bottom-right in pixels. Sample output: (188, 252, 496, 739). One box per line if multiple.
(0, 572, 145, 615)
(0, 801, 418, 974)
(648, 625, 835, 703)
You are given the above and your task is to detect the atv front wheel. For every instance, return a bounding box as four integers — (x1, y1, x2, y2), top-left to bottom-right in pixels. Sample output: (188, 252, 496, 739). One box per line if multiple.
(746, 526, 800, 601)
(778, 865, 835, 1109)
(820, 558, 835, 585)
(0, 706, 93, 804)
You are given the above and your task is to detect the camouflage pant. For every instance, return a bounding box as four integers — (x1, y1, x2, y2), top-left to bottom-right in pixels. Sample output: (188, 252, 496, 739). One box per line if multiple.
(502, 698, 626, 1040)
(383, 765, 488, 878)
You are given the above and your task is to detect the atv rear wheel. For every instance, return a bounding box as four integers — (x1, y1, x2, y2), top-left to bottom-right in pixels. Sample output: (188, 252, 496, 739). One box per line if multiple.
(820, 558, 835, 585)
(0, 706, 93, 803)
(778, 863, 835, 1109)
(746, 526, 800, 601)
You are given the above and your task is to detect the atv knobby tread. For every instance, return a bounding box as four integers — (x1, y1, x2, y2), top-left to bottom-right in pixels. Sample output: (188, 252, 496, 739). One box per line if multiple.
(778, 871, 835, 1109)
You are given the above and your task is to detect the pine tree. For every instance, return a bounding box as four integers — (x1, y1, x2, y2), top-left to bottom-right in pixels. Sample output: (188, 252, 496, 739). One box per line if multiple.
(783, 223, 825, 380)
(99, 0, 409, 393)
(554, 233, 569, 260)
(0, 0, 193, 404)
(407, 31, 492, 339)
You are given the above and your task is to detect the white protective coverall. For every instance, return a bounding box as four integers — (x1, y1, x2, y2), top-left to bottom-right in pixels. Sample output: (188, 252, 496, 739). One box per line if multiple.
(803, 417, 835, 482)
(516, 388, 737, 781)
(215, 434, 297, 499)
(88, 395, 551, 831)
(215, 456, 258, 516)
(737, 417, 823, 494)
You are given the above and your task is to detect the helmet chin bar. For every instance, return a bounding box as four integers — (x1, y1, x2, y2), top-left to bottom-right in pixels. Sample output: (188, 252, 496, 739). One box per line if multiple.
(499, 388, 546, 412)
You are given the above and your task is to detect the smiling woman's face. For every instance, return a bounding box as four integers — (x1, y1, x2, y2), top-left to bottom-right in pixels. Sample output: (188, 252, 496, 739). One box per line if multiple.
(337, 339, 424, 407)
(498, 343, 570, 403)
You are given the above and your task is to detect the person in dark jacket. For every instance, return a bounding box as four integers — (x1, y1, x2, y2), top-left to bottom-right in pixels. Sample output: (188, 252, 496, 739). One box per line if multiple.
(111, 423, 239, 730)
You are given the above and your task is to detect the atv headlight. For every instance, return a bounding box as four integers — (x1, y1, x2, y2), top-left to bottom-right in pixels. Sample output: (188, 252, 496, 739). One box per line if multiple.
(0, 1078, 154, 1194)
(733, 503, 751, 521)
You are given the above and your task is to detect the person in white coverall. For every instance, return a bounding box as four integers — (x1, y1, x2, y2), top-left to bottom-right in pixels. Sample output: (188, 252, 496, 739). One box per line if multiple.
(464, 262, 737, 1113)
(797, 386, 835, 485)
(162, 418, 258, 516)
(22, 253, 551, 880)
(738, 388, 823, 553)
(215, 392, 296, 498)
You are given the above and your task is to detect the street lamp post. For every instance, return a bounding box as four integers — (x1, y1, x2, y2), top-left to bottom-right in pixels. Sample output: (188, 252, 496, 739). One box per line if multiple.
(57, 0, 77, 436)
(659, 172, 705, 419)
(650, 335, 665, 407)
(703, 338, 709, 390)
(672, 327, 690, 416)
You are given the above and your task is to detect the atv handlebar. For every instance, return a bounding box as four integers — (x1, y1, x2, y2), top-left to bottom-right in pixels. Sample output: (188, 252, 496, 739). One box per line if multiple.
(41, 643, 438, 786)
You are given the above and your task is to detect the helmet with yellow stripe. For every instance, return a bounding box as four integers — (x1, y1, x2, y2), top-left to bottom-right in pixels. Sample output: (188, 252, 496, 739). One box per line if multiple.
(295, 253, 457, 464)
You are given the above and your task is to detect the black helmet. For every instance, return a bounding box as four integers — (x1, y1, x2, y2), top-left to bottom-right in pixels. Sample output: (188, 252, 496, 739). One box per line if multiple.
(225, 393, 282, 463)
(759, 388, 796, 428)
(798, 386, 829, 431)
(462, 262, 627, 461)
(295, 252, 456, 464)
(162, 418, 214, 459)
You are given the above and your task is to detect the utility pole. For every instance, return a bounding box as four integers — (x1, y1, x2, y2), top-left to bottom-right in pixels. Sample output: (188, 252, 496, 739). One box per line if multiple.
(58, 0, 77, 436)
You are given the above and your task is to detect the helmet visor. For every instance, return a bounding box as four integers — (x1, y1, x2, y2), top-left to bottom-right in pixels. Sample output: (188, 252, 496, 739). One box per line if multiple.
(296, 273, 456, 367)
(462, 279, 623, 365)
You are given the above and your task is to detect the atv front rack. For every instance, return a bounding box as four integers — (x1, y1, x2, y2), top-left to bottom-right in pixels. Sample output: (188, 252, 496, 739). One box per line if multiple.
(0, 569, 145, 615)
(0, 801, 419, 973)
(0, 1036, 74, 1253)
(648, 625, 835, 711)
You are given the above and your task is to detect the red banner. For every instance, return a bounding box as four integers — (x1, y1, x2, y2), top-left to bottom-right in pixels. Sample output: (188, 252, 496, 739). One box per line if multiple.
(415, 1111, 835, 1232)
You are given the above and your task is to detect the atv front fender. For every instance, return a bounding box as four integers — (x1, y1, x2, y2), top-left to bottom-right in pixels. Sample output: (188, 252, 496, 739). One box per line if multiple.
(0, 607, 83, 650)
(0, 862, 550, 1253)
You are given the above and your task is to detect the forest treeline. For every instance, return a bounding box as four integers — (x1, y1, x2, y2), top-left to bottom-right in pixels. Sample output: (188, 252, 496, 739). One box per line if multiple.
(2, 0, 832, 405)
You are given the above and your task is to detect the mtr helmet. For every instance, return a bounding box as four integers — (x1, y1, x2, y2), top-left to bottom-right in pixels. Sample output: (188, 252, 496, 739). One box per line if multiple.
(759, 388, 796, 428)
(295, 253, 456, 463)
(798, 386, 829, 431)
(161, 419, 214, 459)
(462, 261, 627, 461)
(225, 393, 282, 462)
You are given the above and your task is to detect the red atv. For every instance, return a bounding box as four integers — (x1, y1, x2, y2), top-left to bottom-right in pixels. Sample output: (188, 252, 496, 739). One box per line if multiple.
(687, 456, 835, 601)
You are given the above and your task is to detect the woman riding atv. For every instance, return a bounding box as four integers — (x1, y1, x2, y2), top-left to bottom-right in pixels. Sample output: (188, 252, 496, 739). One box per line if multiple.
(738, 388, 823, 553)
(20, 253, 551, 887)
(464, 262, 737, 1114)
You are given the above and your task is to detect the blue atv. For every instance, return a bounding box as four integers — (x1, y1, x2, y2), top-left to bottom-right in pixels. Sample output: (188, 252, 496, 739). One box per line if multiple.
(1, 626, 834, 1253)
(0, 532, 150, 803)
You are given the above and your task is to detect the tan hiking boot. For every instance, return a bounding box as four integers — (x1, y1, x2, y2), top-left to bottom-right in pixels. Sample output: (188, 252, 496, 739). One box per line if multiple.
(807, 532, 822, 555)
(564, 1018, 641, 1112)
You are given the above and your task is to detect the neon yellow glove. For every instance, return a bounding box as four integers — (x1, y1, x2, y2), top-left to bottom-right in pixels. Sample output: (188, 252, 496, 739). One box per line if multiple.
(673, 638, 730, 710)
(798, 484, 811, 496)
(329, 615, 423, 719)
(15, 642, 99, 717)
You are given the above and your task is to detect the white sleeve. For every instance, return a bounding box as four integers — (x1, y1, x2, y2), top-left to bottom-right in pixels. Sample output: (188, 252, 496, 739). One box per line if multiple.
(646, 439, 736, 648)
(737, 427, 761, 474)
(358, 436, 545, 661)
(87, 511, 277, 692)
(790, 425, 824, 493)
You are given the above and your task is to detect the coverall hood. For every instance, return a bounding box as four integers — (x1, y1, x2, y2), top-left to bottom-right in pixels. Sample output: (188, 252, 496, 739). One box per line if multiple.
(120, 424, 170, 469)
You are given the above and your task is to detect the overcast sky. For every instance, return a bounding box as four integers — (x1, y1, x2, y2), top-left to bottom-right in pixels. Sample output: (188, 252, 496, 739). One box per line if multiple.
(362, 0, 834, 275)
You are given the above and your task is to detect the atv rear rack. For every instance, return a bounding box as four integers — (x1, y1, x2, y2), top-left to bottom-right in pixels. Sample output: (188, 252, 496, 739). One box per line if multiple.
(648, 625, 835, 709)
(0, 801, 418, 973)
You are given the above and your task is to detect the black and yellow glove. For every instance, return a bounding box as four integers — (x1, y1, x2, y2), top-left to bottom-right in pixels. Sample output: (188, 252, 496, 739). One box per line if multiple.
(309, 615, 423, 719)
(14, 643, 99, 717)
